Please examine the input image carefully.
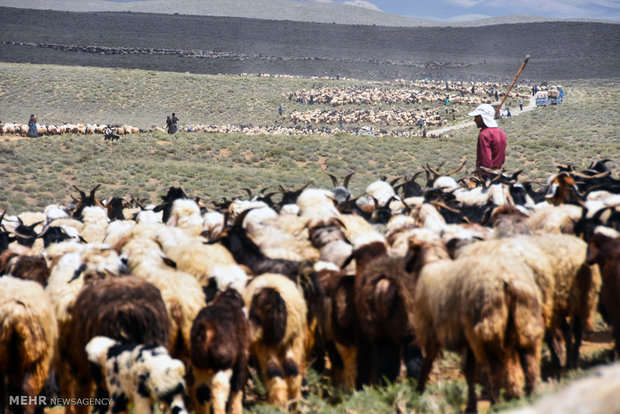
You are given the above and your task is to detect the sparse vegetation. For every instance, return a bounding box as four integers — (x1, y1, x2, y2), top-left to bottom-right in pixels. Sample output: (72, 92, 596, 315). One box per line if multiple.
(0, 63, 617, 216)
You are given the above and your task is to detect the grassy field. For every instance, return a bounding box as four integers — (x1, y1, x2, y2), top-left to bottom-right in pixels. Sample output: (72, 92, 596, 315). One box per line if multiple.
(1, 62, 618, 412)
(0, 63, 618, 215)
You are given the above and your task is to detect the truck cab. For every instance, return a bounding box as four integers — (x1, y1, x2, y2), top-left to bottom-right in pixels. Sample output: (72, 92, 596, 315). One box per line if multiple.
(535, 91, 550, 106)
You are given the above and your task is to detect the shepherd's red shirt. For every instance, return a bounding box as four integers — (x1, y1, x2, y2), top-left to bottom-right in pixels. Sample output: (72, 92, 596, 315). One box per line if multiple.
(476, 127, 506, 170)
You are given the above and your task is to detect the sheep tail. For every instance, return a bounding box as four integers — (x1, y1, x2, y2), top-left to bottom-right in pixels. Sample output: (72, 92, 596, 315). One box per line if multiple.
(373, 279, 397, 320)
(503, 279, 544, 349)
(0, 300, 49, 366)
(170, 300, 186, 356)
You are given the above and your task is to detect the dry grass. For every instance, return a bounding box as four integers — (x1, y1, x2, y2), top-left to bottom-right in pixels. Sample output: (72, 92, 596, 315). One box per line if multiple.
(1, 64, 617, 215)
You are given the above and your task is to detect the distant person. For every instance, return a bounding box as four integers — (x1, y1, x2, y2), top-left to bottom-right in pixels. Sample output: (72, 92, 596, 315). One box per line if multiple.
(469, 103, 507, 174)
(519, 99, 523, 111)
(494, 89, 499, 101)
(445, 95, 450, 105)
(168, 112, 179, 134)
(278, 105, 283, 116)
(27, 114, 38, 138)
(452, 108, 456, 122)
(506, 107, 511, 117)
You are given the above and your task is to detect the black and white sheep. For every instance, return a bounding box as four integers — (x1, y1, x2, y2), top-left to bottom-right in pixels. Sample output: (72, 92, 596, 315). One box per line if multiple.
(86, 336, 188, 414)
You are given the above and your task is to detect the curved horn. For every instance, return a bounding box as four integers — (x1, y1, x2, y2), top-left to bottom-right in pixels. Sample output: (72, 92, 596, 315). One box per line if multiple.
(234, 207, 256, 228)
(445, 157, 467, 176)
(432, 201, 461, 214)
(389, 176, 402, 187)
(425, 163, 442, 179)
(572, 170, 611, 180)
(343, 172, 355, 189)
(89, 184, 102, 199)
(328, 173, 339, 188)
(72, 185, 86, 198)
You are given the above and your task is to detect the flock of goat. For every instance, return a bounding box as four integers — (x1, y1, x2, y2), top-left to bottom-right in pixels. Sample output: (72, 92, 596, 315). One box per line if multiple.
(0, 159, 618, 414)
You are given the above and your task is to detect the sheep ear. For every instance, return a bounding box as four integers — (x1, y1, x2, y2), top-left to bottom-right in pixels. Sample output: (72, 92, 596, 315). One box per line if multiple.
(162, 256, 177, 269)
(166, 213, 178, 227)
(585, 242, 599, 265)
(403, 242, 424, 274)
(340, 253, 354, 270)
(69, 264, 87, 283)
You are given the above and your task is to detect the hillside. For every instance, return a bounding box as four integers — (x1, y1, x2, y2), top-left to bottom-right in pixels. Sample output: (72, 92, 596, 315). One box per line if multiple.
(0, 0, 605, 27)
(1, 7, 618, 83)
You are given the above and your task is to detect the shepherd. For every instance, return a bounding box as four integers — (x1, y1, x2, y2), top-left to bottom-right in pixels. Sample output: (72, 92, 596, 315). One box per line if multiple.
(167, 112, 179, 134)
(27, 114, 38, 138)
(469, 103, 507, 175)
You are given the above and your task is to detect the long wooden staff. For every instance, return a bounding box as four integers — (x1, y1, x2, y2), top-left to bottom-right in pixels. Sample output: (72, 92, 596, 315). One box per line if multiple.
(495, 54, 530, 117)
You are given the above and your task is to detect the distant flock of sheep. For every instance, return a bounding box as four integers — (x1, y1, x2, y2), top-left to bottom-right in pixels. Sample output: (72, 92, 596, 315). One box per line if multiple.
(0, 79, 530, 140)
(0, 157, 618, 413)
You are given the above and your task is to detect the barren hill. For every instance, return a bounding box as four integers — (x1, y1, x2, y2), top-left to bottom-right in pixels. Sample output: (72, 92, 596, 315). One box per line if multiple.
(0, 6, 618, 82)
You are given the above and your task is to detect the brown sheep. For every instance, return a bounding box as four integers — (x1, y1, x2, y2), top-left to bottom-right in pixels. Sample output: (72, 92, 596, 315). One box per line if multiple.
(585, 233, 620, 358)
(242, 273, 307, 409)
(0, 250, 49, 287)
(190, 288, 250, 414)
(0, 276, 58, 414)
(405, 241, 544, 412)
(64, 276, 171, 414)
(353, 238, 419, 387)
(455, 234, 601, 375)
(313, 262, 358, 390)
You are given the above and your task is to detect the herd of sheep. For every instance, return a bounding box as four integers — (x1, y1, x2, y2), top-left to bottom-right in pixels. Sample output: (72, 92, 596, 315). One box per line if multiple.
(0, 160, 618, 414)
(0, 79, 530, 140)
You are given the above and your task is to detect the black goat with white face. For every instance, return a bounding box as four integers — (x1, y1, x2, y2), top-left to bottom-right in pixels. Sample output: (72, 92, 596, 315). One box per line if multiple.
(153, 186, 189, 224)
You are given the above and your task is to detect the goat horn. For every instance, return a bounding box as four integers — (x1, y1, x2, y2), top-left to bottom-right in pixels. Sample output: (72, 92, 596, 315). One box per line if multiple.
(328, 173, 339, 188)
(572, 170, 611, 179)
(89, 184, 101, 198)
(72, 185, 86, 198)
(444, 158, 467, 176)
(343, 171, 355, 189)
(432, 201, 461, 214)
(390, 176, 402, 187)
(425, 163, 441, 178)
(234, 207, 255, 228)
